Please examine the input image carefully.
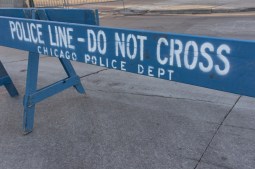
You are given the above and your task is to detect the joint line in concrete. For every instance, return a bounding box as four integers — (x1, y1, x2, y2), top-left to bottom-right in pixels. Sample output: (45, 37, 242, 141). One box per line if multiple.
(193, 95, 242, 169)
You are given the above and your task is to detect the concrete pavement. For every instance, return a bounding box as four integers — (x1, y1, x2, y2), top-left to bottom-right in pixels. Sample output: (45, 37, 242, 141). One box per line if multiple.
(85, 0, 255, 14)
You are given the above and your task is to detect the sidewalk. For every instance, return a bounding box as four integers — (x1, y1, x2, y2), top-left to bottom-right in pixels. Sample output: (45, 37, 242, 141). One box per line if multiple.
(89, 0, 255, 14)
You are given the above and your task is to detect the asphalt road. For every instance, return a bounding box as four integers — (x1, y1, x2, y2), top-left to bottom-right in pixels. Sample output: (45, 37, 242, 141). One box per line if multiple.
(0, 12, 255, 169)
(101, 12, 255, 39)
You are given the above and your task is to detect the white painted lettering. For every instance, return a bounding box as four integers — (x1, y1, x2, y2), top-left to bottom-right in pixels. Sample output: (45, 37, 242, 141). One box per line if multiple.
(170, 39, 182, 67)
(137, 35, 147, 61)
(126, 34, 137, 60)
(115, 33, 125, 57)
(138, 64, 144, 74)
(157, 38, 168, 65)
(97, 30, 107, 55)
(199, 43, 214, 72)
(121, 61, 126, 71)
(148, 66, 154, 77)
(158, 68, 165, 78)
(87, 29, 97, 52)
(184, 41, 199, 70)
(215, 44, 230, 75)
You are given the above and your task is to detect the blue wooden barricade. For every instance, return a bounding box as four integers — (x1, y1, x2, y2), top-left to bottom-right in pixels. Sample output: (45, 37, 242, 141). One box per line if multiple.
(0, 8, 99, 134)
(0, 8, 255, 133)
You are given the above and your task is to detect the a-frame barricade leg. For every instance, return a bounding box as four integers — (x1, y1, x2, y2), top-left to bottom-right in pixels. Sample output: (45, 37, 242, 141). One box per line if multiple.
(0, 61, 18, 97)
(59, 58, 85, 94)
(23, 52, 39, 134)
(22, 9, 85, 134)
(23, 53, 85, 134)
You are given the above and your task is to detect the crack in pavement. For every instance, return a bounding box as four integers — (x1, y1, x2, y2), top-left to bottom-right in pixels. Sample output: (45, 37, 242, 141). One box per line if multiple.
(2, 59, 28, 64)
(193, 95, 242, 169)
(79, 69, 108, 79)
(200, 161, 234, 169)
(76, 67, 237, 106)
(224, 124, 255, 132)
(86, 88, 235, 106)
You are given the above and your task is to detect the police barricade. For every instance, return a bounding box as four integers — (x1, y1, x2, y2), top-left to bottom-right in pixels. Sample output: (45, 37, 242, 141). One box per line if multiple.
(0, 8, 98, 134)
(0, 8, 255, 134)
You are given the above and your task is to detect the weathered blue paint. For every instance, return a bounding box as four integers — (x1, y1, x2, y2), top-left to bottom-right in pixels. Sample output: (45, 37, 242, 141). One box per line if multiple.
(0, 61, 19, 97)
(23, 52, 40, 133)
(0, 15, 254, 97)
(0, 8, 99, 25)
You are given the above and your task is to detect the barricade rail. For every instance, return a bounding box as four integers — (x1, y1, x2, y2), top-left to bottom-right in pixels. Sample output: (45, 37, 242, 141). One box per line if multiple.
(0, 8, 254, 134)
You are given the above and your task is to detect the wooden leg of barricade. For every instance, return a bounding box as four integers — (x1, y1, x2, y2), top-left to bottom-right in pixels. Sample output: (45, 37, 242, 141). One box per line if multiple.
(22, 52, 85, 134)
(59, 58, 85, 94)
(0, 61, 19, 97)
(23, 52, 39, 134)
(4, 81, 19, 97)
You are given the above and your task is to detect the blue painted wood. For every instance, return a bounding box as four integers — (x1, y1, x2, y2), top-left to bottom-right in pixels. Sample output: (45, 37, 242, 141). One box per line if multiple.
(0, 61, 18, 97)
(0, 16, 254, 97)
(23, 52, 39, 134)
(29, 76, 82, 105)
(0, 61, 9, 78)
(36, 9, 99, 25)
(0, 76, 11, 84)
(36, 9, 85, 94)
(0, 8, 97, 102)
(0, 8, 99, 25)
(59, 58, 85, 94)
(20, 9, 90, 133)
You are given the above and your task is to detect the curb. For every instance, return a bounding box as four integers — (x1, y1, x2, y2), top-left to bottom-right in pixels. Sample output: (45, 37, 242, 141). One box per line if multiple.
(114, 7, 255, 15)
(212, 7, 255, 13)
